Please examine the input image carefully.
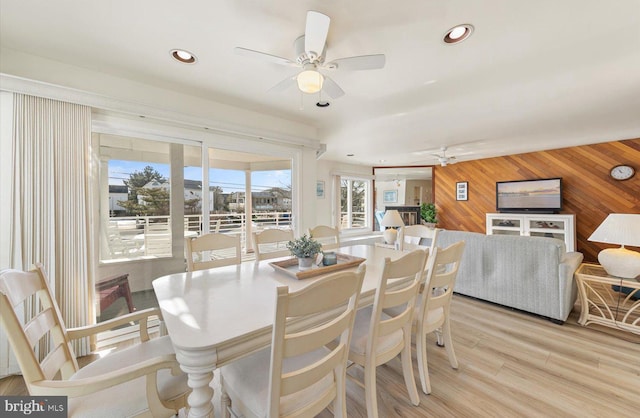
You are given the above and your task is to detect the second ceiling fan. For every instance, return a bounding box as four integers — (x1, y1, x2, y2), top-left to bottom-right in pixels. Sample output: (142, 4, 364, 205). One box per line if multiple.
(235, 10, 386, 99)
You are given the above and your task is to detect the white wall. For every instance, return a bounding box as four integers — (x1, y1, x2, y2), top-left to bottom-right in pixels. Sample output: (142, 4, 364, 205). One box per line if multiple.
(315, 159, 373, 229)
(375, 180, 404, 211)
(405, 179, 431, 205)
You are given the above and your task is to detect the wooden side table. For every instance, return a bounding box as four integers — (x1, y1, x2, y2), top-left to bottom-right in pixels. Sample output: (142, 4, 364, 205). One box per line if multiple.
(574, 263, 640, 335)
(96, 273, 136, 314)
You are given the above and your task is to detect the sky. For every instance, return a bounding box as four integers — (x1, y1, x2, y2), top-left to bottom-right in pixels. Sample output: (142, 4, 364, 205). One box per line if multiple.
(109, 160, 291, 193)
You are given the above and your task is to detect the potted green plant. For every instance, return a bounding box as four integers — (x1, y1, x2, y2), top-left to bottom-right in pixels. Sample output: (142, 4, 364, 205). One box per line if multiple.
(420, 203, 438, 228)
(286, 234, 323, 270)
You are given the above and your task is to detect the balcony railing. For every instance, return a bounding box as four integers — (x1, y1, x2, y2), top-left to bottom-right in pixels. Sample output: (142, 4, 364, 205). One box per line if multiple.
(340, 212, 367, 229)
(103, 212, 292, 261)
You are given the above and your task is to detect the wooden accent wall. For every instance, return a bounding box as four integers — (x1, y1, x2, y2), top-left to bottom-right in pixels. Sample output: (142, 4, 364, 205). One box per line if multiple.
(434, 138, 640, 262)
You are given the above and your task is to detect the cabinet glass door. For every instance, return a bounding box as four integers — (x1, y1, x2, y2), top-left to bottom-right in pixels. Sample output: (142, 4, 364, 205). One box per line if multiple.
(492, 218, 521, 228)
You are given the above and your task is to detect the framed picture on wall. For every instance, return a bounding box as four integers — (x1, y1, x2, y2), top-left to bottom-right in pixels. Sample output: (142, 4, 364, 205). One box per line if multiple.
(316, 181, 325, 198)
(456, 181, 468, 201)
(383, 190, 397, 203)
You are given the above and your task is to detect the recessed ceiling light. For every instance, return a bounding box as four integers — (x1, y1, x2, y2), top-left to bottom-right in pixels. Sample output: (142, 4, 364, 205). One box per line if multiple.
(171, 49, 197, 64)
(443, 24, 474, 44)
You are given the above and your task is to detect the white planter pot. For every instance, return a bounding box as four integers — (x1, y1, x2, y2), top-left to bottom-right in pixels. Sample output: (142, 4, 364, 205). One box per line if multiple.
(298, 257, 314, 270)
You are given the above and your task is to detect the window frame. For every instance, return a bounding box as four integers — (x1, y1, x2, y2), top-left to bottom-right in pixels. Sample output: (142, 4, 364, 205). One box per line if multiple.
(339, 176, 372, 233)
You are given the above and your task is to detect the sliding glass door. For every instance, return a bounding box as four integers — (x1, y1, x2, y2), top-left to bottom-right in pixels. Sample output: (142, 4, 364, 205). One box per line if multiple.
(94, 134, 293, 328)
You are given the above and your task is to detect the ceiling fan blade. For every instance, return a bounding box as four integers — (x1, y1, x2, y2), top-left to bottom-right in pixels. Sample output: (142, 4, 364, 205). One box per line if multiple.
(305, 11, 330, 58)
(326, 54, 386, 71)
(234, 47, 297, 67)
(268, 75, 297, 93)
(321, 76, 345, 99)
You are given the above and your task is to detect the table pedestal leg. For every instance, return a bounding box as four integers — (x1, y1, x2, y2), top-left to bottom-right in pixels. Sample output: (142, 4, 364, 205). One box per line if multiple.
(176, 348, 218, 418)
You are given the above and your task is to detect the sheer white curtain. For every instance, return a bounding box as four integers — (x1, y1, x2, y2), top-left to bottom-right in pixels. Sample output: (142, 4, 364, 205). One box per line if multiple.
(8, 93, 93, 357)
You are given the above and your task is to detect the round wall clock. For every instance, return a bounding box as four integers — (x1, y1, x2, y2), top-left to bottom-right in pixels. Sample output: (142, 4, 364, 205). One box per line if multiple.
(609, 165, 635, 181)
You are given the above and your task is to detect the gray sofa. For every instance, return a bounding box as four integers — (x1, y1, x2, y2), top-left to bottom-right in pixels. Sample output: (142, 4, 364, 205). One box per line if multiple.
(437, 230, 584, 323)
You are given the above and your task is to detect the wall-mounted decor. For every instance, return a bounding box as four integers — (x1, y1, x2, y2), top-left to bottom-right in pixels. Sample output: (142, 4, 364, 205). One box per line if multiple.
(456, 181, 468, 201)
(383, 190, 397, 203)
(316, 180, 325, 198)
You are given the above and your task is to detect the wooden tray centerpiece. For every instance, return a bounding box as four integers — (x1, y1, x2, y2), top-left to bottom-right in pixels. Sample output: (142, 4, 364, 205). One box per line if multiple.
(269, 253, 366, 280)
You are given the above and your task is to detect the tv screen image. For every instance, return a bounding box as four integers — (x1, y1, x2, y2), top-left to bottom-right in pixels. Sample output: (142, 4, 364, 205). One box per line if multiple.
(496, 178, 562, 213)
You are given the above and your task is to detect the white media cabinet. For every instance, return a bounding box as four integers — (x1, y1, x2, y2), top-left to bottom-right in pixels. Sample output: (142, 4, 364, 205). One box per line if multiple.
(486, 213, 576, 252)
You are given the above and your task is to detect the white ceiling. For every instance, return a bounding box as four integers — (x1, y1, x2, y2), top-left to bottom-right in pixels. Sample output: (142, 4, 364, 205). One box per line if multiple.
(1, 0, 639, 166)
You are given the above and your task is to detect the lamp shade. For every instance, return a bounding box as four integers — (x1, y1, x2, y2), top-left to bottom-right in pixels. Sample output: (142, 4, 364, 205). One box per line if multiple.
(380, 210, 405, 227)
(588, 214, 640, 279)
(380, 210, 404, 245)
(588, 214, 640, 247)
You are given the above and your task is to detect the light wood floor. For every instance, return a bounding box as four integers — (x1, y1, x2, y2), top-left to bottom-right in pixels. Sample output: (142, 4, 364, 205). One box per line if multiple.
(2, 295, 639, 417)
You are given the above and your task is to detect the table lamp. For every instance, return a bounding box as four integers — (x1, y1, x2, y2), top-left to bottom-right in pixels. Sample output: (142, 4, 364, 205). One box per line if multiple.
(381, 209, 405, 245)
(588, 213, 640, 279)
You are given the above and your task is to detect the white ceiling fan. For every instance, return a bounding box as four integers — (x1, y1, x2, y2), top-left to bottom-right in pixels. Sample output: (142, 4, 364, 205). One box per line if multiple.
(234, 10, 386, 99)
(432, 146, 457, 166)
(415, 146, 459, 167)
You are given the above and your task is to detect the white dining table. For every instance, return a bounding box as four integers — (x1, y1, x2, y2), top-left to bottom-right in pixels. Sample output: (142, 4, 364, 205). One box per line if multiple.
(152, 244, 405, 418)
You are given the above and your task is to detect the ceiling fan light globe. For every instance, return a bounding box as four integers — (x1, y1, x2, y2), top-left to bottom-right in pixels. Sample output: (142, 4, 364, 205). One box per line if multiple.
(297, 70, 324, 94)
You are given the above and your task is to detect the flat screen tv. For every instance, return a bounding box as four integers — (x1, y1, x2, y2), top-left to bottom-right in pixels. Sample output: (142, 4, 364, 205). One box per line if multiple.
(496, 177, 562, 213)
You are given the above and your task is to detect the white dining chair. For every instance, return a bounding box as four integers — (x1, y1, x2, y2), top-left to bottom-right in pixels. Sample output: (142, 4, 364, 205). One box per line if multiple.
(385, 241, 466, 394)
(400, 224, 439, 253)
(185, 232, 241, 271)
(309, 225, 340, 251)
(0, 264, 189, 417)
(344, 249, 428, 418)
(252, 228, 294, 261)
(414, 241, 465, 394)
(220, 265, 366, 417)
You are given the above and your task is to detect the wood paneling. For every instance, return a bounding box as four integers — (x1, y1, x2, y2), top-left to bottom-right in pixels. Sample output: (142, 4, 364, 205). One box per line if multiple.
(434, 138, 640, 262)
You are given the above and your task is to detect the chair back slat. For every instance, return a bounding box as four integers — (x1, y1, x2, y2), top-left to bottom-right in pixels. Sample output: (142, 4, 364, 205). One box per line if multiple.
(284, 309, 352, 358)
(0, 269, 42, 306)
(24, 308, 57, 346)
(280, 345, 343, 396)
(287, 276, 361, 316)
(382, 281, 422, 309)
(41, 343, 74, 380)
